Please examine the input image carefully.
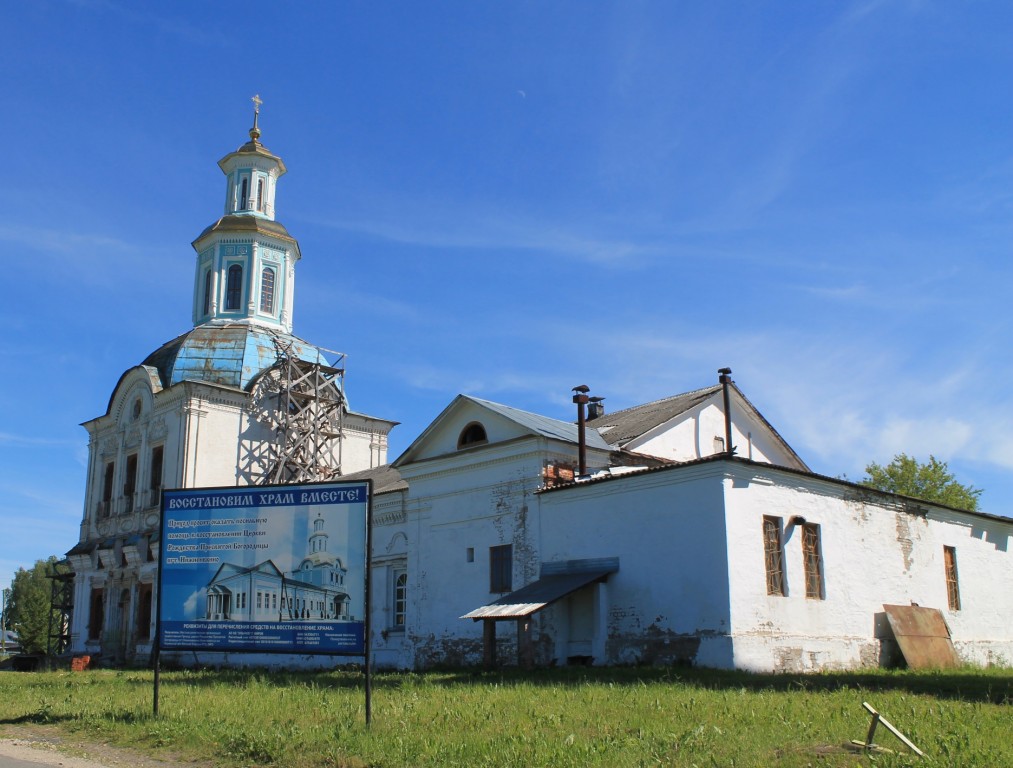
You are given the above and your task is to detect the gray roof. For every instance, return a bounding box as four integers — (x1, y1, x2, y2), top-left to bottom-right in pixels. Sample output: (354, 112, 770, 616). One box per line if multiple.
(589, 385, 720, 447)
(466, 396, 612, 451)
(339, 464, 407, 495)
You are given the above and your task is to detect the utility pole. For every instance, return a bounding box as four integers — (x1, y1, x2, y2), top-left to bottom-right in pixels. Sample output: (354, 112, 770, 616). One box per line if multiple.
(1, 588, 9, 655)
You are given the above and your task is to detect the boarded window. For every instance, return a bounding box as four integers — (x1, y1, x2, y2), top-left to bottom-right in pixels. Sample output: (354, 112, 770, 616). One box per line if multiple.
(490, 544, 513, 593)
(762, 516, 785, 596)
(944, 546, 961, 611)
(802, 523, 824, 599)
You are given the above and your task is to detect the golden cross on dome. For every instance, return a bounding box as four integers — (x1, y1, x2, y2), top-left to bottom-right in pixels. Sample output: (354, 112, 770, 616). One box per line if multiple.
(250, 94, 263, 140)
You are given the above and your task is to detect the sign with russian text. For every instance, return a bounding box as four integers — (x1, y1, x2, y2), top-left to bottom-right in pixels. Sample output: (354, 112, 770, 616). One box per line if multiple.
(157, 481, 369, 655)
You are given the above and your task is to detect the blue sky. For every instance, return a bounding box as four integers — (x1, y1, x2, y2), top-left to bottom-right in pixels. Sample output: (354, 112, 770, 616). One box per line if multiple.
(3, 1, 1013, 590)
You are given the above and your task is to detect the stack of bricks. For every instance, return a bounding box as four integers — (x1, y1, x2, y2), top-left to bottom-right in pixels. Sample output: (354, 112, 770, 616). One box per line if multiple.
(70, 655, 90, 671)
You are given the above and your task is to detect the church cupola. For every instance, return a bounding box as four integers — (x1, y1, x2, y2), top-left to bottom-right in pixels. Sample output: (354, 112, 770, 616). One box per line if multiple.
(308, 512, 328, 554)
(218, 94, 286, 219)
(190, 96, 302, 333)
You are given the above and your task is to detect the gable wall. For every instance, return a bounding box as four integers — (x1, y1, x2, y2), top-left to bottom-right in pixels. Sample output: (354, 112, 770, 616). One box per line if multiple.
(625, 396, 798, 468)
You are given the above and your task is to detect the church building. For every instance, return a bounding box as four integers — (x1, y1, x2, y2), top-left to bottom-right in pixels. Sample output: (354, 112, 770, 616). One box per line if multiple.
(65, 105, 396, 664)
(66, 107, 1013, 673)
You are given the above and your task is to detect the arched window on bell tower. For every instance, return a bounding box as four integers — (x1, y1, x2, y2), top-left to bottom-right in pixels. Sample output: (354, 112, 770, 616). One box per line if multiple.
(240, 178, 249, 210)
(260, 267, 275, 314)
(225, 264, 243, 311)
(202, 269, 213, 316)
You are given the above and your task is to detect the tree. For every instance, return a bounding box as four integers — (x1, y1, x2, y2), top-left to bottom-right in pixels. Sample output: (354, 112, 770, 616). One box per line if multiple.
(861, 453, 982, 512)
(5, 557, 64, 655)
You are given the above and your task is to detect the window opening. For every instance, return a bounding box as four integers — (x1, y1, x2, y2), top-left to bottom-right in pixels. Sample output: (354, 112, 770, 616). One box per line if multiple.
(240, 177, 248, 209)
(256, 178, 265, 212)
(137, 584, 153, 641)
(124, 454, 137, 496)
(762, 516, 785, 596)
(458, 422, 488, 449)
(101, 461, 115, 518)
(150, 446, 163, 492)
(394, 570, 407, 627)
(260, 267, 275, 314)
(202, 269, 213, 315)
(88, 588, 104, 641)
(226, 264, 243, 311)
(490, 544, 513, 593)
(801, 523, 824, 599)
(944, 546, 961, 611)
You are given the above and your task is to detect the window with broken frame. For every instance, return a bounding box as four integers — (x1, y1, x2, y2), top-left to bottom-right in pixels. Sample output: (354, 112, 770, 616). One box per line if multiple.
(943, 545, 961, 611)
(762, 516, 786, 596)
(801, 523, 824, 599)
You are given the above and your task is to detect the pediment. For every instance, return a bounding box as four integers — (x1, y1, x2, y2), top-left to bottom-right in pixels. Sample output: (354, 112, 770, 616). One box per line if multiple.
(393, 395, 604, 467)
(103, 366, 164, 426)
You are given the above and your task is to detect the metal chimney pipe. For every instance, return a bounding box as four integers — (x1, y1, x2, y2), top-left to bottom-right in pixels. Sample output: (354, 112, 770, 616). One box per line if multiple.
(572, 385, 590, 476)
(718, 367, 734, 455)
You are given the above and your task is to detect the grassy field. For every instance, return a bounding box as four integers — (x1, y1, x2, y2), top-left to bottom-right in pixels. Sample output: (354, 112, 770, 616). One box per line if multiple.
(0, 665, 1010, 767)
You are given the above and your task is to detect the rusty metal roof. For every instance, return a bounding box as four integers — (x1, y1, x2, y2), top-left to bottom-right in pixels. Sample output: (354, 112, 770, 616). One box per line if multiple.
(142, 324, 331, 391)
(461, 560, 618, 620)
(192, 214, 299, 255)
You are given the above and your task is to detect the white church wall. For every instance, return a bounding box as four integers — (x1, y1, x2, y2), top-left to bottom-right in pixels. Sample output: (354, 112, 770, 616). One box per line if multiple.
(539, 463, 734, 668)
(722, 463, 1013, 672)
(392, 438, 556, 668)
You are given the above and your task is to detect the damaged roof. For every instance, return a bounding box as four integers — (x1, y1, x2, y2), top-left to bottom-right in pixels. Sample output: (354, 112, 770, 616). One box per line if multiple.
(142, 324, 332, 391)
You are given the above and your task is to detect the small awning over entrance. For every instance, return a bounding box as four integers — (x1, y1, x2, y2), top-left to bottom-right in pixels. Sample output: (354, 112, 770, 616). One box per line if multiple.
(461, 558, 619, 621)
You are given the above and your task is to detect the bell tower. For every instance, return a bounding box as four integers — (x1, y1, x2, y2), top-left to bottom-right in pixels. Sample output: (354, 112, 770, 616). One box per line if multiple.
(190, 96, 301, 333)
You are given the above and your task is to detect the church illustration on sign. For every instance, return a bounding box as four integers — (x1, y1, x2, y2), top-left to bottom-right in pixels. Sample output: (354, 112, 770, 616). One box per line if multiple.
(203, 513, 353, 623)
(64, 100, 1013, 673)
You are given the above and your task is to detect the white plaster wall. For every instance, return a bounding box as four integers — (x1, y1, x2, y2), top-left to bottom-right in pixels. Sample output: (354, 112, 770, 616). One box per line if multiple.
(539, 463, 733, 666)
(625, 394, 801, 469)
(398, 443, 547, 667)
(722, 463, 1013, 671)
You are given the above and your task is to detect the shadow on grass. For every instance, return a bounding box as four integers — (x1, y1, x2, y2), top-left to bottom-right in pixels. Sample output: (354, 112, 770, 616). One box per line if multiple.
(134, 664, 1013, 704)
(0, 712, 78, 725)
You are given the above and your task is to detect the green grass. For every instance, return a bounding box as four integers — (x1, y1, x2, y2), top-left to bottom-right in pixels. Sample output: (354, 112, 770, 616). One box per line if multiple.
(0, 666, 1010, 767)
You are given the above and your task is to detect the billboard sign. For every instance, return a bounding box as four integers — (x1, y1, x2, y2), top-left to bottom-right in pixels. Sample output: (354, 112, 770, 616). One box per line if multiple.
(157, 481, 369, 655)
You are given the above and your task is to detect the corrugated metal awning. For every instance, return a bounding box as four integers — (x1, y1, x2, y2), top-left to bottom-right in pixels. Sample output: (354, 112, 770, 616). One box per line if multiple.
(461, 567, 615, 621)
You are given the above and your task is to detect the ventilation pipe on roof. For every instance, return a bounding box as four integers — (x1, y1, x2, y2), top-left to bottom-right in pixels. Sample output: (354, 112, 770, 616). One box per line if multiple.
(587, 396, 605, 421)
(572, 385, 590, 476)
(718, 367, 735, 456)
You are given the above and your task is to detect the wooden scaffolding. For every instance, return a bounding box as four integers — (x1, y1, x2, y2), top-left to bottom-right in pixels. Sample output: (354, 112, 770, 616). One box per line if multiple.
(257, 339, 347, 485)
